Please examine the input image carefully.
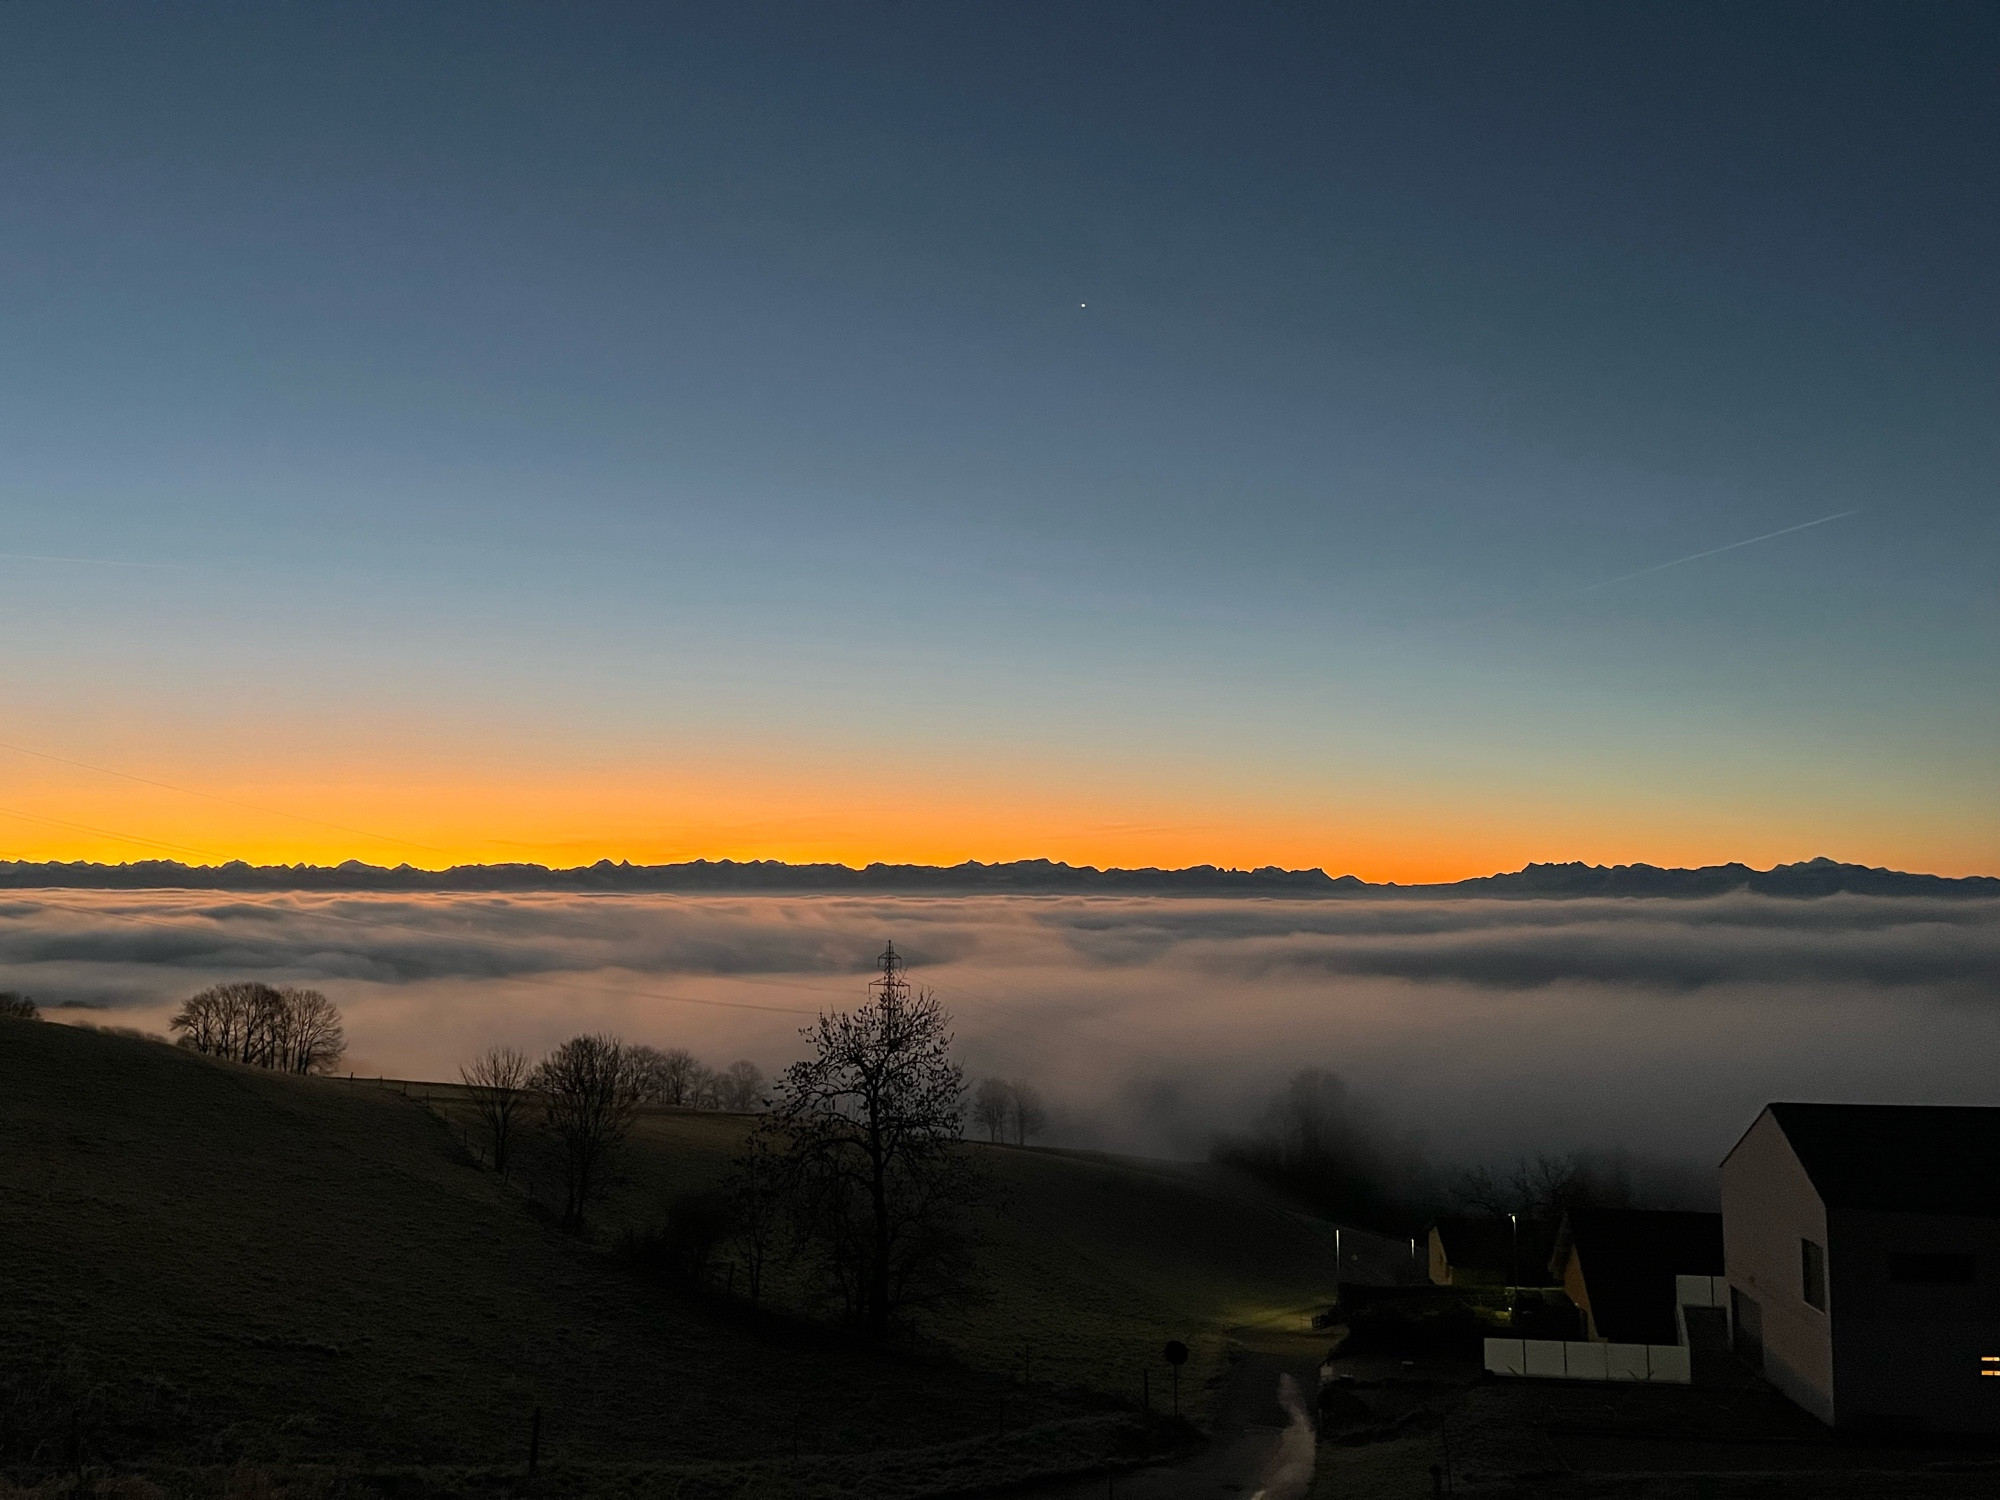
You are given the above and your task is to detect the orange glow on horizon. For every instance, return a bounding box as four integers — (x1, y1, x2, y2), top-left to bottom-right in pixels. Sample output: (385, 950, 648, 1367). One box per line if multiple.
(1, 740, 1992, 884)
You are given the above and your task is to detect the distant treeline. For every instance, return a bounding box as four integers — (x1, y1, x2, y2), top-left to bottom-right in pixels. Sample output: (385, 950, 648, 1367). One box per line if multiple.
(0, 855, 1990, 898)
(1215, 1067, 1717, 1236)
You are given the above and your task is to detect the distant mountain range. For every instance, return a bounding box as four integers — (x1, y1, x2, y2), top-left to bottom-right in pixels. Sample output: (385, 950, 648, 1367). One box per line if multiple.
(0, 854, 1991, 898)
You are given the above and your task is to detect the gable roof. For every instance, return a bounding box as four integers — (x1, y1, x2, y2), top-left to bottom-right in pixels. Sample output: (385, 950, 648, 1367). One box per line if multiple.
(1760, 1103, 2000, 1216)
(1428, 1215, 1559, 1283)
(1554, 1207, 1723, 1344)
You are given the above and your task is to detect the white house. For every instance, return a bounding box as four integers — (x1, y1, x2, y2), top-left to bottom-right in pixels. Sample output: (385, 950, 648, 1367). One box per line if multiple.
(1721, 1103, 2000, 1433)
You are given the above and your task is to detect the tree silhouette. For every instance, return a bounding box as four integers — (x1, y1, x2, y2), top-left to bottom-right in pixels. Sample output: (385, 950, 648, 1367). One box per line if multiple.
(972, 1078, 1013, 1143)
(460, 1045, 531, 1174)
(1007, 1078, 1047, 1146)
(756, 942, 980, 1337)
(532, 1033, 644, 1231)
(169, 983, 344, 1073)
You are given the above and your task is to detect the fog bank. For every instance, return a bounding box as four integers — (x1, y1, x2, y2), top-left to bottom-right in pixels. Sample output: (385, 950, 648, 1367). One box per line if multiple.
(7, 889, 1998, 1174)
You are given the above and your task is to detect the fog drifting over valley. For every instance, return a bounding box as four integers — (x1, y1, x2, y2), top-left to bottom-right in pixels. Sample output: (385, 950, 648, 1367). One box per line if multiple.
(8, 890, 1999, 1177)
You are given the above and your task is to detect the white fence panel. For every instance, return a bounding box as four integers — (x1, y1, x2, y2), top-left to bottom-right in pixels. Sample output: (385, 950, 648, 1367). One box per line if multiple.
(1647, 1344, 1692, 1384)
(1524, 1340, 1568, 1378)
(1486, 1338, 1693, 1384)
(1604, 1343, 1649, 1381)
(1484, 1338, 1528, 1376)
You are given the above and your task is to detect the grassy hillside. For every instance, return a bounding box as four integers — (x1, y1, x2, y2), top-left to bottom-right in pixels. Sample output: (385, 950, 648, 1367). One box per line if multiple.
(554, 1106, 1348, 1400)
(0, 1022, 1102, 1494)
(1, 1021, 1348, 1494)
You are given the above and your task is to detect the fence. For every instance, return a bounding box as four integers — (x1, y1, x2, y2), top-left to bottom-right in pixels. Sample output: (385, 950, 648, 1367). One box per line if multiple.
(1483, 1338, 1691, 1384)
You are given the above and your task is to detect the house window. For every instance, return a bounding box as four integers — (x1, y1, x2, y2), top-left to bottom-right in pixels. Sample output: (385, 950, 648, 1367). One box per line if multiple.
(1889, 1252, 1977, 1285)
(1982, 1356, 2000, 1379)
(1801, 1239, 1827, 1310)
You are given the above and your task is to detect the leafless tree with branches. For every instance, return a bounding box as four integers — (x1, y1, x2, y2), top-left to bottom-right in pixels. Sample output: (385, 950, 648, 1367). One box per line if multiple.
(169, 983, 344, 1073)
(715, 1059, 766, 1111)
(532, 1033, 644, 1231)
(628, 1045, 704, 1106)
(1006, 1079, 1047, 1146)
(972, 1078, 1013, 1143)
(460, 1045, 531, 1174)
(754, 942, 981, 1338)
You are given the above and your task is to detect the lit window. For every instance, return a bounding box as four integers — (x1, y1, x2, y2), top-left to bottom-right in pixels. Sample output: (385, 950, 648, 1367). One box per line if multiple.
(1981, 1356, 2000, 1379)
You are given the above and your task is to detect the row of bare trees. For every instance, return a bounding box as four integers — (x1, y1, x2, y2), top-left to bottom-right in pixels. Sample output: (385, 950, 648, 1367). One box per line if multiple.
(169, 983, 346, 1074)
(457, 1038, 768, 1230)
(628, 1046, 766, 1111)
(970, 1076, 1047, 1145)
(457, 944, 996, 1340)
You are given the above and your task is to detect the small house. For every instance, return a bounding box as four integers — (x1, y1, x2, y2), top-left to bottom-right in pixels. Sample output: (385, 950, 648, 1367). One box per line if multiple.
(1722, 1103, 2000, 1433)
(1427, 1215, 1557, 1287)
(1550, 1207, 1724, 1344)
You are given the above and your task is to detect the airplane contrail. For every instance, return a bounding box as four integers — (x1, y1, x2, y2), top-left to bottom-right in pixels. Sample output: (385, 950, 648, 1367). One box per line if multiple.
(1563, 509, 1860, 598)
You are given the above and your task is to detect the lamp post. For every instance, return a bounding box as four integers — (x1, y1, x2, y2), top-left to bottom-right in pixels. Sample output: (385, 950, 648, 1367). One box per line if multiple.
(1509, 1212, 1520, 1323)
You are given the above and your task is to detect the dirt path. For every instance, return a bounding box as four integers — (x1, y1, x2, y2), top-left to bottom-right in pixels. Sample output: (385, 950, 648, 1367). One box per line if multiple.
(1004, 1220, 1423, 1499)
(1010, 1337, 1327, 1499)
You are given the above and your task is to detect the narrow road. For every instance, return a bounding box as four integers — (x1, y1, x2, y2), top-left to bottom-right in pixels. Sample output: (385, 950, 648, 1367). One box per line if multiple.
(1010, 1342, 1326, 1499)
(1006, 1220, 1427, 1499)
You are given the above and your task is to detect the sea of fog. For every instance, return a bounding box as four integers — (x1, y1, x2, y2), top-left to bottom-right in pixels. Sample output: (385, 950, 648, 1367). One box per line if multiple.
(6, 888, 1998, 1181)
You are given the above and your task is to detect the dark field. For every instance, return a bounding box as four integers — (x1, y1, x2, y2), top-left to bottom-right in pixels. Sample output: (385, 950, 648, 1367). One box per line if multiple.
(0, 1020, 1352, 1497)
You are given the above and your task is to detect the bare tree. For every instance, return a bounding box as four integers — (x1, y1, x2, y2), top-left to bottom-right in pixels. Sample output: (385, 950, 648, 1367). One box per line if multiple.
(532, 1033, 644, 1231)
(972, 1078, 1013, 1143)
(636, 1048, 716, 1112)
(715, 1059, 766, 1111)
(169, 983, 344, 1073)
(728, 1130, 782, 1306)
(1007, 1079, 1047, 1147)
(1446, 1151, 1636, 1222)
(277, 988, 346, 1073)
(755, 942, 980, 1338)
(171, 982, 270, 1060)
(627, 1045, 675, 1103)
(1213, 1067, 1420, 1225)
(460, 1045, 531, 1174)
(689, 1061, 722, 1109)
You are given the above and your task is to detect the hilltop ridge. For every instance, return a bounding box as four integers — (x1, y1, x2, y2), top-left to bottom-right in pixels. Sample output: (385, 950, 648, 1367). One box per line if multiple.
(0, 853, 1988, 897)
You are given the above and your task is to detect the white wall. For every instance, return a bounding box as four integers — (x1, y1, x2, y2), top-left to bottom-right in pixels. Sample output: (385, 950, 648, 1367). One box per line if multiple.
(1722, 1110, 1834, 1424)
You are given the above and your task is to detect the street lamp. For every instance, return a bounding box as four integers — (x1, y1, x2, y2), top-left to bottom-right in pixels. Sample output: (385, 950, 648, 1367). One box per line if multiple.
(1509, 1212, 1520, 1322)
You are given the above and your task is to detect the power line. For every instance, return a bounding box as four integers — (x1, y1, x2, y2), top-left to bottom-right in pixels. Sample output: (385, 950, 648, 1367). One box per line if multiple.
(0, 804, 230, 861)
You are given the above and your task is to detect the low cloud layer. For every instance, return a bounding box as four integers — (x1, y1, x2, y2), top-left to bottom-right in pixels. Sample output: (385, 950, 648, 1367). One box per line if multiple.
(7, 890, 1998, 1174)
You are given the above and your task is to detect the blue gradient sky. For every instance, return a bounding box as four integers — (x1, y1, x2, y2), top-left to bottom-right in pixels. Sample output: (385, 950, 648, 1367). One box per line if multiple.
(1, 3, 1994, 876)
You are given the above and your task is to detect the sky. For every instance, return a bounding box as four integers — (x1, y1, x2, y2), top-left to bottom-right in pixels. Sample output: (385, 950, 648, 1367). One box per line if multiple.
(1, 2, 1995, 880)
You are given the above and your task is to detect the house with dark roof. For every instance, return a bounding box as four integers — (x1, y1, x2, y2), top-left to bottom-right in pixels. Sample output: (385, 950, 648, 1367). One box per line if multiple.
(1548, 1207, 1724, 1344)
(1426, 1215, 1558, 1288)
(1722, 1103, 2000, 1432)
